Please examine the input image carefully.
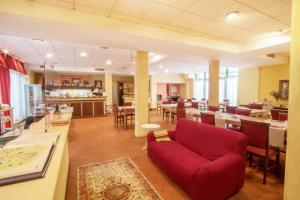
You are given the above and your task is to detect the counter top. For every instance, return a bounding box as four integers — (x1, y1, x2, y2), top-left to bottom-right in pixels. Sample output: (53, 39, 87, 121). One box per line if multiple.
(46, 96, 106, 102)
(0, 118, 70, 200)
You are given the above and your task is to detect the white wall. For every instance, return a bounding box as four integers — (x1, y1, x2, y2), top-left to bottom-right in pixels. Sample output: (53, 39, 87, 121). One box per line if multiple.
(150, 73, 186, 108)
(238, 67, 259, 105)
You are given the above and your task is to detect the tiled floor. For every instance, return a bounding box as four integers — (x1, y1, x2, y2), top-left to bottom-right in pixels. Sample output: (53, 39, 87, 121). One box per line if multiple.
(66, 112, 284, 200)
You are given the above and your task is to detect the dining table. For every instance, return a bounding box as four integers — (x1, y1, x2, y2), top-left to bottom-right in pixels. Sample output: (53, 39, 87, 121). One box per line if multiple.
(186, 108, 287, 149)
(160, 103, 192, 123)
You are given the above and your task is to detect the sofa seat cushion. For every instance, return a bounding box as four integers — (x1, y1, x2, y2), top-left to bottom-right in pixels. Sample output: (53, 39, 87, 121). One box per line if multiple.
(148, 141, 210, 190)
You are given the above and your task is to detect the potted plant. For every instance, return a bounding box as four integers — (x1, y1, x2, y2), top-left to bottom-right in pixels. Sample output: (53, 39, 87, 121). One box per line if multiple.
(269, 91, 281, 102)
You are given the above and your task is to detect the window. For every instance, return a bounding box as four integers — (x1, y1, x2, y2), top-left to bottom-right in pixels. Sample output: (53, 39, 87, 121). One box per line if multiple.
(194, 72, 209, 100)
(10, 70, 28, 123)
(219, 68, 238, 106)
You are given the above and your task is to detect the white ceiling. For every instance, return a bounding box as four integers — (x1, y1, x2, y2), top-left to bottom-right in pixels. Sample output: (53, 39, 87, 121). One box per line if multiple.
(0, 0, 292, 75)
(32, 0, 291, 44)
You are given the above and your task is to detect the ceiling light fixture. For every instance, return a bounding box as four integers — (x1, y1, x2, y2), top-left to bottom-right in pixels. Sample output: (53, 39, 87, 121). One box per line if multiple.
(3, 49, 9, 54)
(45, 53, 53, 58)
(106, 59, 112, 65)
(164, 69, 169, 73)
(226, 11, 239, 22)
(80, 52, 88, 57)
(158, 65, 164, 69)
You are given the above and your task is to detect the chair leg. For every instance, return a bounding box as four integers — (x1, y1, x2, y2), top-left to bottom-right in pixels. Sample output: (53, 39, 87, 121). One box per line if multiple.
(276, 150, 280, 176)
(263, 157, 269, 185)
(249, 153, 253, 167)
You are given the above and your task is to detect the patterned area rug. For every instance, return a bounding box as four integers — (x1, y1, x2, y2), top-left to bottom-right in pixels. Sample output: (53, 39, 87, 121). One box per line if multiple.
(78, 157, 162, 200)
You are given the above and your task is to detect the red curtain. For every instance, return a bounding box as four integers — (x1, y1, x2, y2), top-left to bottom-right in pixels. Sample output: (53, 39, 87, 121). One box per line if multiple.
(0, 52, 26, 128)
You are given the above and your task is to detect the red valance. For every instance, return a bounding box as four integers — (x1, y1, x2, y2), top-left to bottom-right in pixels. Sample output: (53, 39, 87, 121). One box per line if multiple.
(0, 52, 26, 75)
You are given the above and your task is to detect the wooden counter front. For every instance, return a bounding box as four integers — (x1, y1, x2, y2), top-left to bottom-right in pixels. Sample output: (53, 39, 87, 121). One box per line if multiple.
(46, 97, 106, 117)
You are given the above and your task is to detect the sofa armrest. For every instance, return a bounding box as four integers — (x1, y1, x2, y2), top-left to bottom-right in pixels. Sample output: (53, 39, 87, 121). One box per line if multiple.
(147, 131, 156, 144)
(168, 130, 176, 140)
(190, 154, 245, 200)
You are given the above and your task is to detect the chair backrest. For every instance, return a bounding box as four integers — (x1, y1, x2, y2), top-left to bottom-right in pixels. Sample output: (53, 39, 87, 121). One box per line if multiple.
(223, 99, 230, 102)
(208, 106, 219, 112)
(162, 100, 172, 104)
(175, 119, 248, 160)
(226, 106, 237, 114)
(123, 102, 132, 106)
(201, 98, 206, 101)
(278, 112, 288, 121)
(236, 108, 251, 116)
(112, 104, 118, 115)
(191, 102, 199, 109)
(177, 101, 185, 109)
(200, 112, 215, 125)
(249, 104, 263, 110)
(241, 120, 270, 149)
(271, 109, 288, 120)
(177, 108, 186, 120)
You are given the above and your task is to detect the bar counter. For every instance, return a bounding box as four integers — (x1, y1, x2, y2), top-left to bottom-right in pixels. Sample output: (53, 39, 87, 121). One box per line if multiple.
(0, 118, 70, 200)
(46, 96, 106, 117)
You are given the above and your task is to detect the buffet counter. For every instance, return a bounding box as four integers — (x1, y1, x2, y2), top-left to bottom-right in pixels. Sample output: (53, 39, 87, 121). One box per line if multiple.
(0, 117, 70, 200)
(46, 96, 106, 117)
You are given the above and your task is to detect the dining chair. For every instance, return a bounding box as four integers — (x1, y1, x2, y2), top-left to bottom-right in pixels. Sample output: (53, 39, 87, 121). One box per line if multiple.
(223, 99, 230, 102)
(208, 105, 219, 112)
(235, 108, 251, 116)
(191, 102, 199, 109)
(113, 104, 125, 128)
(278, 112, 288, 121)
(249, 103, 263, 110)
(124, 108, 135, 128)
(177, 100, 185, 109)
(200, 112, 215, 125)
(240, 119, 280, 184)
(226, 106, 237, 114)
(162, 100, 172, 122)
(271, 109, 288, 120)
(123, 102, 132, 106)
(176, 108, 186, 121)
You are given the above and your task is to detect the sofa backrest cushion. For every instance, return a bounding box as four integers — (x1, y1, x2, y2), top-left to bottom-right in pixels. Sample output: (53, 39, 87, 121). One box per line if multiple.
(175, 119, 247, 160)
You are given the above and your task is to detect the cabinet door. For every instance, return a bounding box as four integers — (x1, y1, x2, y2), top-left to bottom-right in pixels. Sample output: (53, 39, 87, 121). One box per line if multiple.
(94, 101, 104, 115)
(70, 102, 81, 117)
(82, 102, 93, 116)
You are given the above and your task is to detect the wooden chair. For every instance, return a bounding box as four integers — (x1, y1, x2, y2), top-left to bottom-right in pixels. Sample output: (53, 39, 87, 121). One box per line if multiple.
(249, 104, 263, 110)
(208, 105, 219, 112)
(271, 109, 288, 120)
(113, 105, 125, 128)
(162, 101, 172, 122)
(226, 106, 237, 114)
(191, 102, 199, 109)
(124, 108, 134, 128)
(278, 112, 288, 121)
(241, 120, 280, 184)
(123, 102, 132, 106)
(200, 113, 215, 125)
(176, 108, 186, 121)
(236, 108, 251, 116)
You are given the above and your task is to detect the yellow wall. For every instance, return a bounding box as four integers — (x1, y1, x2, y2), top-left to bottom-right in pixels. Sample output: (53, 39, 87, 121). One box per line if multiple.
(259, 63, 290, 105)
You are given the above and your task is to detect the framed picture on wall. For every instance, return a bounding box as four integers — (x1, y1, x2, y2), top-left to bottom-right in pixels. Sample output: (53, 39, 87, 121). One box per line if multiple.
(71, 78, 81, 85)
(94, 80, 102, 88)
(279, 80, 289, 100)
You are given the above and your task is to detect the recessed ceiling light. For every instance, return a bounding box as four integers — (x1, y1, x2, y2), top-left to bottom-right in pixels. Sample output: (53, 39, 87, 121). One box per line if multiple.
(45, 53, 53, 58)
(164, 69, 169, 73)
(149, 52, 155, 56)
(158, 65, 164, 69)
(80, 52, 88, 57)
(271, 29, 283, 36)
(226, 11, 239, 22)
(3, 49, 9, 54)
(106, 59, 112, 65)
(132, 60, 136, 64)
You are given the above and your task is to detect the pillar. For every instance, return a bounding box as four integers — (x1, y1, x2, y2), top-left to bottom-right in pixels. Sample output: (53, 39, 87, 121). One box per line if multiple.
(208, 60, 219, 106)
(104, 72, 113, 105)
(134, 51, 149, 137)
(183, 74, 194, 99)
(284, 0, 300, 199)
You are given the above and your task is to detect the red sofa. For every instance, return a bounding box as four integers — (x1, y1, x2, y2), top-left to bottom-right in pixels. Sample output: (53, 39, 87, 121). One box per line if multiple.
(147, 119, 247, 200)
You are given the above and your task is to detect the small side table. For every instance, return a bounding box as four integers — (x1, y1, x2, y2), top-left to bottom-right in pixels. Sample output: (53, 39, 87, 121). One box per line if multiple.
(140, 123, 160, 150)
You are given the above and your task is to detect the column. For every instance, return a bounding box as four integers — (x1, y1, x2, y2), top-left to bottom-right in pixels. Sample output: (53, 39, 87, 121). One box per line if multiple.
(284, 0, 300, 199)
(134, 51, 149, 137)
(104, 72, 113, 105)
(208, 60, 220, 106)
(185, 78, 194, 99)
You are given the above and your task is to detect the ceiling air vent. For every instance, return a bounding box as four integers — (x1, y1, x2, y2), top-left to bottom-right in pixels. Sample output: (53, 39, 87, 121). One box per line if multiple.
(94, 68, 105, 71)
